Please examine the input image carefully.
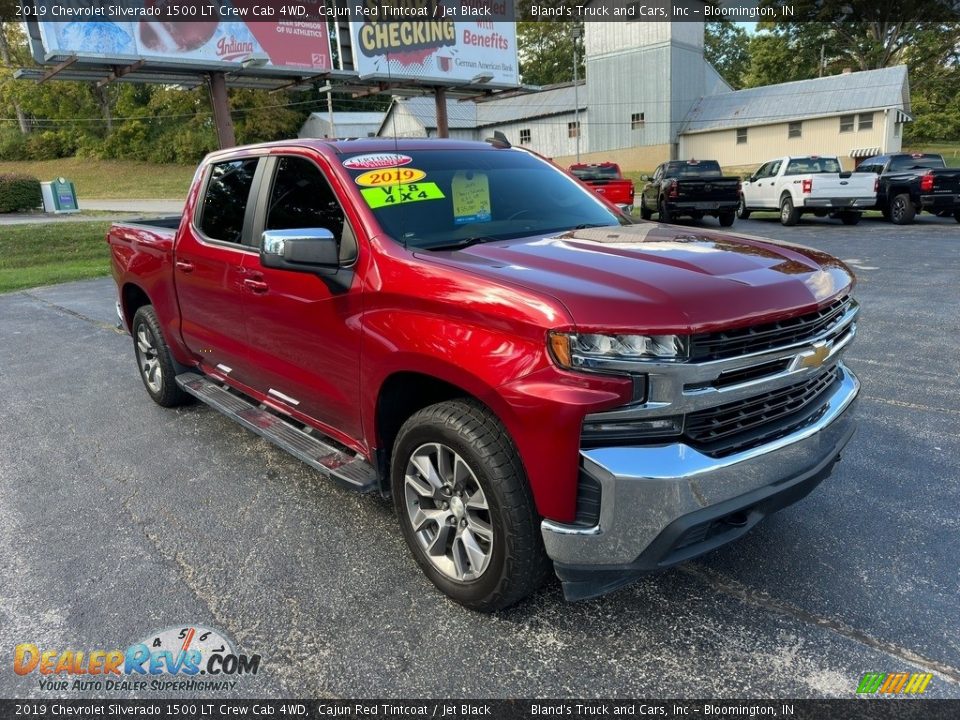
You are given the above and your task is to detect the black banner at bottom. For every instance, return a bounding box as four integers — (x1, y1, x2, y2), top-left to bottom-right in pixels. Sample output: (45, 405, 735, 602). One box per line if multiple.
(1, 699, 958, 720)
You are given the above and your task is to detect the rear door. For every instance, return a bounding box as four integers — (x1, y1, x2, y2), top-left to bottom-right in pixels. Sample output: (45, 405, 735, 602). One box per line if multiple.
(239, 153, 365, 443)
(175, 156, 262, 384)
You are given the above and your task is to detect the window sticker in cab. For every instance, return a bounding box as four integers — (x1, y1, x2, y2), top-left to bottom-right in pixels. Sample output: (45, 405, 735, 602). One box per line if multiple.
(342, 153, 413, 170)
(354, 168, 427, 187)
(361, 182, 445, 209)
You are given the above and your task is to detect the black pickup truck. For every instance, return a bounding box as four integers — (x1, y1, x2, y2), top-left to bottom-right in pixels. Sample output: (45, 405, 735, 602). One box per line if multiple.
(639, 159, 741, 227)
(854, 153, 960, 224)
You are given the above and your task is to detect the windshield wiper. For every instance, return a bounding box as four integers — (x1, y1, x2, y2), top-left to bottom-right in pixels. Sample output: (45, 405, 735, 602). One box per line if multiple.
(425, 236, 498, 251)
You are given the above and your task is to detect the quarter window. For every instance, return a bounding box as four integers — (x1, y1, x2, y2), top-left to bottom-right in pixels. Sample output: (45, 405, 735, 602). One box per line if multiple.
(199, 158, 258, 244)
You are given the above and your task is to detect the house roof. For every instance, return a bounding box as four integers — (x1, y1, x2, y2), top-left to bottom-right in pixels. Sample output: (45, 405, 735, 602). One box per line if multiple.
(306, 111, 385, 125)
(383, 81, 588, 133)
(681, 65, 910, 134)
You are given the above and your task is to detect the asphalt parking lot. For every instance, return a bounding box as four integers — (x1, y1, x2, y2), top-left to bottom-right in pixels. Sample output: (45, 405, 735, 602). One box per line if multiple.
(1, 213, 959, 700)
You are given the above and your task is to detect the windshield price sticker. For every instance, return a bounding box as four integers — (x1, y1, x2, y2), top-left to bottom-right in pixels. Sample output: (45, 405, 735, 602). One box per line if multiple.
(362, 182, 445, 209)
(451, 171, 492, 225)
(354, 168, 427, 187)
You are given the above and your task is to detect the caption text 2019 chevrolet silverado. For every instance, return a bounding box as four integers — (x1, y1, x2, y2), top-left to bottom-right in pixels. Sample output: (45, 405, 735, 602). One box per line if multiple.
(108, 139, 860, 611)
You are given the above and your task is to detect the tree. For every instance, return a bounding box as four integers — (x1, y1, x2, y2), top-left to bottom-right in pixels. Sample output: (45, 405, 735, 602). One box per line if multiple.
(704, 21, 750, 89)
(516, 22, 584, 87)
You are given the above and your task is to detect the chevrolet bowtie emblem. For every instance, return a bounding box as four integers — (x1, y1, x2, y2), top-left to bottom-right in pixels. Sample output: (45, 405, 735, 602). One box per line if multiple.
(797, 343, 831, 370)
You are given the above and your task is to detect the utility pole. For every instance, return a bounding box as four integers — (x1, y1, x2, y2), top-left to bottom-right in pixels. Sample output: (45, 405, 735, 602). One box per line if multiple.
(572, 25, 581, 162)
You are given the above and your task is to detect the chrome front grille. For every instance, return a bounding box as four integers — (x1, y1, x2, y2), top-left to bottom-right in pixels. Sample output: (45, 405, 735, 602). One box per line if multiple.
(684, 367, 840, 457)
(689, 296, 853, 361)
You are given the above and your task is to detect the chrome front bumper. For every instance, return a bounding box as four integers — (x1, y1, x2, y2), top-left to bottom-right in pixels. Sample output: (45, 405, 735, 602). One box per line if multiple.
(542, 364, 860, 600)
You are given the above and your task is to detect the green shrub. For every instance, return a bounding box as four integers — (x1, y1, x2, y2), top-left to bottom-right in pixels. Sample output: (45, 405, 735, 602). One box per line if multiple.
(25, 131, 75, 160)
(0, 128, 30, 161)
(0, 173, 43, 213)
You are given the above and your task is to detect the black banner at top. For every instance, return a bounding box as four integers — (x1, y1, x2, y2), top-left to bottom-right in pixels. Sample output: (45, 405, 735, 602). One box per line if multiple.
(7, 0, 960, 23)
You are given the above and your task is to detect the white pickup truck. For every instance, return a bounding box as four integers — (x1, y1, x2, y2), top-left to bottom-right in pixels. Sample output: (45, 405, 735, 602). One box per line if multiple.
(737, 156, 878, 226)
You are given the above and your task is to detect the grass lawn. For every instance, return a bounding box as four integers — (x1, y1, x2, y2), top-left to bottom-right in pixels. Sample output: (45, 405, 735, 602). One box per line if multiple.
(0, 221, 112, 293)
(0, 158, 194, 200)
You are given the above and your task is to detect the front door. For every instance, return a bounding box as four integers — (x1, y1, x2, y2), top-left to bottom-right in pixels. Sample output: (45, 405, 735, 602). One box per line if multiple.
(240, 154, 365, 443)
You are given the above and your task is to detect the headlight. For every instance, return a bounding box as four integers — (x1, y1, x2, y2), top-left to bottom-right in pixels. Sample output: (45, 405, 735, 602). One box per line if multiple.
(549, 331, 687, 371)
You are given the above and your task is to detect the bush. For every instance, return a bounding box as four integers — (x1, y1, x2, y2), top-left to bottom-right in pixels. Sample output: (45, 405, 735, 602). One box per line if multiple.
(25, 131, 75, 160)
(0, 173, 43, 213)
(0, 128, 30, 161)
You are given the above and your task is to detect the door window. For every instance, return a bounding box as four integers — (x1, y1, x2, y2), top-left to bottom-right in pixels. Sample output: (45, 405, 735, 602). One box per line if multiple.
(266, 156, 356, 263)
(198, 158, 259, 245)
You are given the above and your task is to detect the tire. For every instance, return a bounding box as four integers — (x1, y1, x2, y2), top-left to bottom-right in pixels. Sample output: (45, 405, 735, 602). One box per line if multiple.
(639, 196, 652, 220)
(131, 305, 192, 408)
(736, 196, 751, 220)
(391, 399, 550, 612)
(889, 193, 916, 225)
(658, 197, 673, 223)
(780, 195, 800, 226)
(718, 211, 735, 228)
(840, 212, 861, 226)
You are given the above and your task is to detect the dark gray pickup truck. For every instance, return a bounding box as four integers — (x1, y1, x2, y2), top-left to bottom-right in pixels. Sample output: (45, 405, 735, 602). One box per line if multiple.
(855, 152, 960, 224)
(639, 160, 741, 227)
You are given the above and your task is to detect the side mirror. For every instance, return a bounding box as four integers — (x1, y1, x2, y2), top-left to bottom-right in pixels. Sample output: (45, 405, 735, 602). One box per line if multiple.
(260, 228, 339, 272)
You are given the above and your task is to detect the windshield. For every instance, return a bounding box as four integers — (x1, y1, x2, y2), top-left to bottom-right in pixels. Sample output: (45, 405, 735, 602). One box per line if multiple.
(785, 157, 842, 174)
(570, 165, 620, 180)
(664, 161, 722, 178)
(339, 148, 624, 250)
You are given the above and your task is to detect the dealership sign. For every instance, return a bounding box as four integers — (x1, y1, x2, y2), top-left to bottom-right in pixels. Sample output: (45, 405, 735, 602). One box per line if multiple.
(33, 1, 331, 73)
(349, 10, 518, 88)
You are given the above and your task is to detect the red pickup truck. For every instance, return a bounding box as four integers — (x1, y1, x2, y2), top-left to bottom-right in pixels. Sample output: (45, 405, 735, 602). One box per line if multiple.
(568, 162, 635, 211)
(108, 139, 860, 610)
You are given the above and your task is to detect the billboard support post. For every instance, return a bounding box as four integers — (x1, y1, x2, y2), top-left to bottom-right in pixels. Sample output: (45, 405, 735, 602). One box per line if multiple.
(207, 72, 236, 149)
(435, 87, 449, 138)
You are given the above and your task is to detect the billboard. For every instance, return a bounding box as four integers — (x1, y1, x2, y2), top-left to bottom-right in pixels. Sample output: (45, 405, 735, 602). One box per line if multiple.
(350, 19, 518, 88)
(33, 1, 332, 74)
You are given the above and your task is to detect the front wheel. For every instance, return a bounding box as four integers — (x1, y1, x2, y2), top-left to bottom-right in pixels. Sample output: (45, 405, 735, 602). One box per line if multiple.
(780, 195, 800, 226)
(840, 212, 861, 226)
(718, 211, 735, 228)
(132, 306, 192, 408)
(391, 400, 550, 612)
(736, 196, 751, 220)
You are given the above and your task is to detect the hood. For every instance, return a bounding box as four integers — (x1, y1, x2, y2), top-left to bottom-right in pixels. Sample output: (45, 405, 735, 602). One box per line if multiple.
(419, 223, 854, 333)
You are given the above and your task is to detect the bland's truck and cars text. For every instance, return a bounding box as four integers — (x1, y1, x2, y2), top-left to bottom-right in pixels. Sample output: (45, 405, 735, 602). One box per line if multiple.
(108, 138, 860, 611)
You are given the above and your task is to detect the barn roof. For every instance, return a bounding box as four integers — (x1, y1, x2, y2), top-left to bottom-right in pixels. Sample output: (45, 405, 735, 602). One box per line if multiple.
(681, 65, 910, 134)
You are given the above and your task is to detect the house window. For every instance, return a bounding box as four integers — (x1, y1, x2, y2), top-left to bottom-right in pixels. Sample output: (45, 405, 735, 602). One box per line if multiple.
(519, 128, 531, 144)
(858, 112, 874, 131)
(631, 112, 645, 129)
(840, 115, 855, 133)
(568, 121, 580, 139)
(788, 121, 802, 138)
(736, 127, 747, 144)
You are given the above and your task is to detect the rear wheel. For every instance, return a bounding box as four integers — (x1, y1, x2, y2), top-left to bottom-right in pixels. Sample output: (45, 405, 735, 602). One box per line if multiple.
(780, 195, 800, 226)
(840, 212, 861, 226)
(391, 400, 550, 612)
(639, 196, 652, 220)
(658, 197, 673, 223)
(736, 196, 751, 220)
(889, 193, 916, 225)
(131, 306, 192, 408)
(718, 211, 735, 227)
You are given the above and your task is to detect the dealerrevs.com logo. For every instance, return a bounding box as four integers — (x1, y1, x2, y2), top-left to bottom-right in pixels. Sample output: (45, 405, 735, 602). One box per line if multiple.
(14, 625, 262, 693)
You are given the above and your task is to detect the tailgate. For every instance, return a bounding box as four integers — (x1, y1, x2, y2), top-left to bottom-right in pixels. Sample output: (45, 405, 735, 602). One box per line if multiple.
(931, 168, 960, 194)
(675, 178, 739, 202)
(808, 174, 875, 198)
(589, 179, 634, 202)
